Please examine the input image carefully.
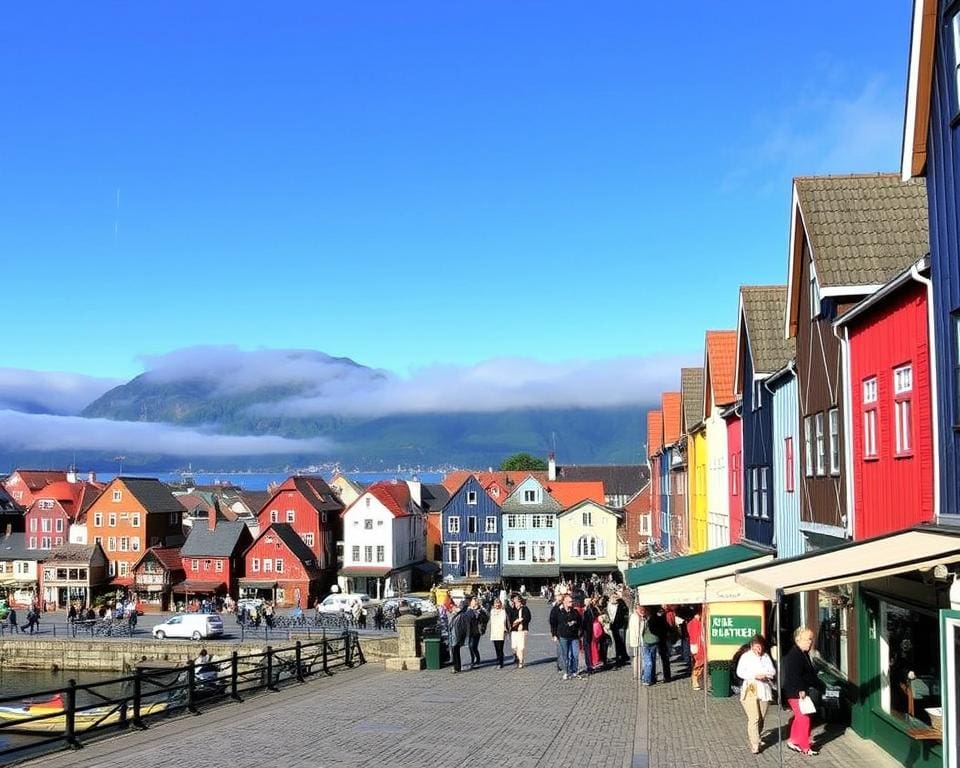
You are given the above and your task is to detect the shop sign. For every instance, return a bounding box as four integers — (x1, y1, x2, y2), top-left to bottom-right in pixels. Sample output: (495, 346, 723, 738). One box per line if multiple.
(709, 614, 762, 645)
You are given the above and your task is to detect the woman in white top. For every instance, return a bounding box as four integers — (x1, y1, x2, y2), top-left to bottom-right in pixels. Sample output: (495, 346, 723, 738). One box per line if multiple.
(735, 634, 777, 754)
(488, 599, 510, 668)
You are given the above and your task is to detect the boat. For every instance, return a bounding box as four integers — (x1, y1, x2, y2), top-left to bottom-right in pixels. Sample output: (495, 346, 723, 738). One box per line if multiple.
(0, 700, 168, 732)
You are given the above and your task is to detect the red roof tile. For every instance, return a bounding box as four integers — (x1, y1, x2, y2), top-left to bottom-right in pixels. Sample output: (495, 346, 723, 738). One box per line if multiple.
(705, 330, 738, 408)
(365, 480, 413, 517)
(546, 481, 605, 508)
(647, 410, 663, 457)
(442, 470, 548, 495)
(661, 392, 683, 445)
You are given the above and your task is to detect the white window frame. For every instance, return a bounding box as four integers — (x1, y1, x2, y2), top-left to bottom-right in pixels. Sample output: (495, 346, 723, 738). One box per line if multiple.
(275, 558, 284, 573)
(581, 510, 592, 527)
(286, 510, 295, 523)
(485, 516, 496, 533)
(108, 513, 117, 528)
(447, 544, 460, 565)
(815, 412, 825, 476)
(828, 407, 840, 475)
(804, 416, 813, 477)
(894, 364, 913, 395)
(304, 532, 314, 548)
(447, 516, 460, 534)
(252, 558, 260, 573)
(482, 543, 498, 565)
(863, 377, 878, 404)
(466, 491, 478, 505)
(94, 512, 103, 528)
(131, 513, 140, 527)
(215, 559, 223, 572)
(112, 489, 122, 502)
(522, 489, 537, 504)
(270, 510, 279, 523)
(263, 558, 272, 573)
(864, 408, 878, 459)
(376, 545, 384, 563)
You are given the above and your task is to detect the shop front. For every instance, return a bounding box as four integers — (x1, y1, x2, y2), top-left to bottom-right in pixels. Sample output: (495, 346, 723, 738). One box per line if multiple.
(734, 525, 960, 768)
(500, 563, 560, 594)
(40, 544, 109, 611)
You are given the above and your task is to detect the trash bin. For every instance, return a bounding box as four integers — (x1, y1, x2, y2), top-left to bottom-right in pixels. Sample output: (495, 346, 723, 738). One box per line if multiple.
(709, 665, 731, 698)
(424, 637, 441, 670)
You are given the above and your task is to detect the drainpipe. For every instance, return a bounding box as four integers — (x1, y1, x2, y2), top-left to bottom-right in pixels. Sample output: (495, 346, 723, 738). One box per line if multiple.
(832, 323, 855, 538)
(910, 262, 940, 520)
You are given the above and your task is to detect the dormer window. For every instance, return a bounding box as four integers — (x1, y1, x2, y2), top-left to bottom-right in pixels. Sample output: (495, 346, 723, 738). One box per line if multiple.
(522, 489, 537, 504)
(112, 490, 122, 503)
(466, 491, 478, 505)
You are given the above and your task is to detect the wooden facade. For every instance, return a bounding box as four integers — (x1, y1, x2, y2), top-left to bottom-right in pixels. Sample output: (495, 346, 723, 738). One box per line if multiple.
(441, 475, 502, 584)
(724, 409, 743, 545)
(741, 327, 775, 546)
(769, 368, 804, 559)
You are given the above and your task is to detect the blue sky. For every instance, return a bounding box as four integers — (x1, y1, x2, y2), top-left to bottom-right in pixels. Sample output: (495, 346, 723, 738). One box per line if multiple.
(0, 2, 912, 384)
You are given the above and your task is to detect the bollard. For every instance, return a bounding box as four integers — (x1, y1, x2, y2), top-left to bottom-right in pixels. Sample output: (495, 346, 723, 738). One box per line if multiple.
(343, 630, 353, 667)
(231, 651, 240, 701)
(266, 646, 277, 691)
(187, 664, 198, 714)
(64, 680, 79, 749)
(132, 667, 144, 728)
(295, 641, 304, 682)
(322, 637, 330, 675)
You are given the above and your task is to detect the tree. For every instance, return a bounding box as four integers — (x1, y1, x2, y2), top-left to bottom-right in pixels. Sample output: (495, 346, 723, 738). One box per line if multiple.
(499, 453, 548, 471)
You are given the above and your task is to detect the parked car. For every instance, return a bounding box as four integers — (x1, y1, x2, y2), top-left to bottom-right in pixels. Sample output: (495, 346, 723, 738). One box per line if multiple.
(315, 593, 372, 614)
(153, 613, 224, 641)
(381, 597, 437, 617)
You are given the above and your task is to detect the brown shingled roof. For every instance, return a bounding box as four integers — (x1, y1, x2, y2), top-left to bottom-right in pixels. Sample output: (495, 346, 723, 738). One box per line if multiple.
(681, 368, 704, 431)
(661, 392, 682, 445)
(795, 174, 928, 287)
(740, 286, 795, 380)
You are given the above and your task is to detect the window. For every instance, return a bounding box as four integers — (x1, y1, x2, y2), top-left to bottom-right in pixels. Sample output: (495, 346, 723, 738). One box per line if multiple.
(517, 540, 527, 560)
(286, 510, 295, 523)
(506, 514, 518, 529)
(41, 517, 51, 532)
(304, 532, 314, 548)
(863, 377, 878, 404)
(131, 513, 140, 527)
(118, 561, 128, 576)
(119, 537, 128, 552)
(376, 545, 384, 562)
(108, 513, 117, 528)
(55, 537, 63, 546)
(894, 364, 913, 394)
(879, 601, 939, 723)
(809, 264, 821, 318)
(482, 544, 498, 565)
(581, 510, 593, 527)
(639, 515, 651, 536)
(107, 536, 116, 551)
(364, 519, 373, 530)
(38, 499, 54, 510)
(864, 408, 878, 459)
(215, 560, 223, 572)
(467, 516, 477, 534)
(953, 11, 960, 116)
(803, 416, 813, 477)
(466, 491, 478, 505)
(577, 535, 598, 558)
(275, 559, 284, 573)
(531, 514, 543, 529)
(263, 558, 272, 573)
(364, 546, 373, 562)
(41, 536, 51, 548)
(252, 558, 260, 572)
(753, 379, 763, 411)
(506, 542, 516, 561)
(522, 489, 536, 503)
(729, 453, 739, 496)
(112, 490, 122, 502)
(485, 516, 496, 533)
(351, 545, 360, 562)
(28, 536, 37, 549)
(270, 510, 279, 523)
(751, 468, 760, 519)
(132, 539, 140, 551)
(447, 517, 460, 534)
(895, 399, 913, 455)
(169, 512, 179, 526)
(108, 560, 116, 577)
(94, 513, 103, 528)
(815, 412, 825, 476)
(29, 518, 37, 532)
(828, 407, 840, 475)
(545, 515, 554, 528)
(785, 437, 795, 493)
(448, 544, 460, 565)
(759, 468, 769, 519)
(203, 559, 211, 571)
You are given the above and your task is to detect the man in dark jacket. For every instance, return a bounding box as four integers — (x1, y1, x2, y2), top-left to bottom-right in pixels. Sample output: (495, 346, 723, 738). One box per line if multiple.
(549, 593, 564, 672)
(466, 597, 485, 669)
(7, 607, 18, 634)
(556, 594, 583, 679)
(581, 597, 597, 674)
(611, 596, 630, 666)
(448, 603, 468, 673)
(648, 608, 672, 682)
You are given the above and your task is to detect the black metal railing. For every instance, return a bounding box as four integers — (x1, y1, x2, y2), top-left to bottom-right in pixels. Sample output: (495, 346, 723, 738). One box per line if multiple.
(0, 631, 365, 764)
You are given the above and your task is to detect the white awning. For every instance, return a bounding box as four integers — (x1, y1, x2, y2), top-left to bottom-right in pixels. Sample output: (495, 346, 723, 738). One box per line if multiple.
(731, 526, 960, 600)
(635, 555, 774, 604)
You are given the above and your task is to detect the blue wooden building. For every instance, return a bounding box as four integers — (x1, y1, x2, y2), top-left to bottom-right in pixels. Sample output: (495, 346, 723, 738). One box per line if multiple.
(767, 364, 804, 559)
(734, 286, 794, 547)
(499, 476, 561, 590)
(902, 1, 959, 520)
(440, 476, 502, 585)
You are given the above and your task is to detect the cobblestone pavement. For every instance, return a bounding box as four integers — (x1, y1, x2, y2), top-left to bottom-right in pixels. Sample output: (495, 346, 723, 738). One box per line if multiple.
(643, 659, 902, 768)
(21, 599, 638, 768)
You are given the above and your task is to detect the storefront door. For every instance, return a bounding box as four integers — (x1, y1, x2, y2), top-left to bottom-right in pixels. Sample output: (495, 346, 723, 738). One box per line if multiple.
(940, 609, 960, 768)
(466, 548, 479, 578)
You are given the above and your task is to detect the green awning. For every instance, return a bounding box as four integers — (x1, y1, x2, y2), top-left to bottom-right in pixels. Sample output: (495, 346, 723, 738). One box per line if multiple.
(625, 543, 774, 601)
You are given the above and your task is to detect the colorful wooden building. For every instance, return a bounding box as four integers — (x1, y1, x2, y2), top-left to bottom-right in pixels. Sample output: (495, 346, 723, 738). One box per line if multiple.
(661, 392, 686, 553)
(681, 367, 707, 554)
(176, 509, 254, 602)
(646, 409, 664, 551)
(499, 476, 561, 590)
(240, 523, 322, 608)
(557, 499, 623, 580)
(723, 404, 743, 545)
(768, 363, 804, 559)
(703, 330, 737, 549)
(441, 475, 502, 586)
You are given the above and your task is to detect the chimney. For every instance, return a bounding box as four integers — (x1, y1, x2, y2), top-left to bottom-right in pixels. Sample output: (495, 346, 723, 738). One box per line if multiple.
(208, 506, 216, 532)
(87, 471, 97, 483)
(548, 452, 557, 482)
(66, 469, 78, 484)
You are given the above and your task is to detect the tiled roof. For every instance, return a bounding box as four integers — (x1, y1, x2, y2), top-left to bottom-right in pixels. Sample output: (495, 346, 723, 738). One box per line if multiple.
(553, 465, 650, 497)
(180, 520, 251, 557)
(501, 477, 562, 513)
(680, 368, 704, 432)
(705, 331, 738, 408)
(118, 477, 185, 515)
(45, 544, 100, 564)
(257, 523, 319, 571)
(661, 392, 683, 445)
(441, 470, 548, 495)
(288, 476, 343, 513)
(174, 492, 214, 513)
(365, 480, 413, 518)
(132, 546, 183, 571)
(11, 470, 68, 491)
(741, 286, 795, 375)
(545, 481, 605, 508)
(420, 483, 451, 513)
(0, 533, 47, 561)
(647, 410, 663, 457)
(795, 174, 928, 287)
(0, 487, 22, 514)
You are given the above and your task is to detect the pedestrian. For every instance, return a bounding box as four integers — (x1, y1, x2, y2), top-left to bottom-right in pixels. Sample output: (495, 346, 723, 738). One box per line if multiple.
(581, 597, 597, 673)
(736, 634, 777, 755)
(467, 597, 485, 668)
(509, 594, 531, 668)
(67, 604, 77, 623)
(447, 602, 468, 674)
(638, 606, 662, 685)
(782, 627, 821, 756)
(127, 606, 138, 631)
(649, 607, 673, 682)
(488, 598, 510, 668)
(686, 606, 705, 690)
(374, 603, 384, 630)
(611, 595, 630, 666)
(23, 606, 39, 634)
(597, 610, 612, 669)
(627, 603, 642, 679)
(264, 602, 275, 628)
(7, 607, 18, 634)
(548, 591, 564, 672)
(556, 593, 582, 679)
(350, 599, 362, 627)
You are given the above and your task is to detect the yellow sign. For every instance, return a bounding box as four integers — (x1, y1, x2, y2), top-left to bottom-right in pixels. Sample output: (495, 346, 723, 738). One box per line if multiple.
(705, 600, 765, 662)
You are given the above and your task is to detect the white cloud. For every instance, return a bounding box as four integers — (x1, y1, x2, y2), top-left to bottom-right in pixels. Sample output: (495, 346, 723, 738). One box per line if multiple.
(0, 410, 334, 457)
(0, 368, 121, 415)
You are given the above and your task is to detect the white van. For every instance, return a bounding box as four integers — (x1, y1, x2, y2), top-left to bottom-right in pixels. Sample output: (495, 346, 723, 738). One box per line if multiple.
(315, 593, 372, 614)
(153, 613, 224, 640)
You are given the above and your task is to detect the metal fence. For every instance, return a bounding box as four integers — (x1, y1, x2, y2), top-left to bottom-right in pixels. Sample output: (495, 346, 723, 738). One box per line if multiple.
(0, 631, 365, 764)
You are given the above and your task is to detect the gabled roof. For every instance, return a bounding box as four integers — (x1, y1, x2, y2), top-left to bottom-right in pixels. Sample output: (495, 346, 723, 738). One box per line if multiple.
(558, 498, 624, 519)
(441, 470, 548, 494)
(174, 492, 215, 513)
(623, 482, 651, 514)
(286, 476, 343, 513)
(704, 330, 737, 413)
(9, 470, 68, 491)
(501, 476, 562, 513)
(180, 520, 251, 557)
(545, 481, 605, 508)
(251, 523, 319, 571)
(0, 487, 22, 514)
(132, 546, 183, 572)
(46, 543, 106, 565)
(115, 477, 185, 515)
(553, 465, 649, 497)
(680, 368, 704, 433)
(419, 483, 451, 513)
(647, 410, 663, 458)
(901, 0, 937, 180)
(661, 393, 682, 446)
(347, 480, 414, 518)
(786, 174, 929, 337)
(735, 286, 795, 392)
(0, 533, 47, 561)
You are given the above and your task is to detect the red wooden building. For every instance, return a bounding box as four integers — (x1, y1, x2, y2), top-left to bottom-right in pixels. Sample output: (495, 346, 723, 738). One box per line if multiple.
(3, 470, 68, 508)
(24, 479, 102, 550)
(239, 523, 322, 608)
(836, 259, 934, 540)
(724, 407, 743, 545)
(175, 508, 253, 602)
